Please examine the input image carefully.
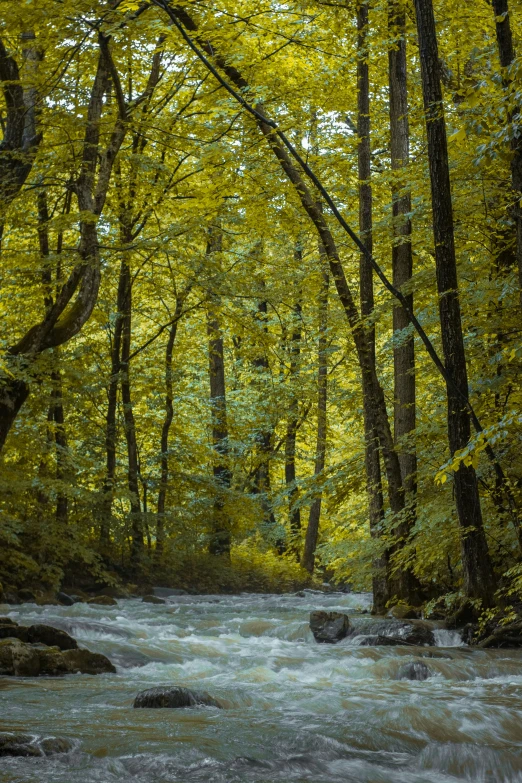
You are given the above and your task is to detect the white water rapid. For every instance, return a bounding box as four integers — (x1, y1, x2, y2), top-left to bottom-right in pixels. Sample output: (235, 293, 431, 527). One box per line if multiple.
(1, 591, 522, 782)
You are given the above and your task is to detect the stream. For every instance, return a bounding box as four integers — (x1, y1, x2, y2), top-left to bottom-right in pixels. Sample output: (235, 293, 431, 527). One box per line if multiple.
(1, 591, 522, 782)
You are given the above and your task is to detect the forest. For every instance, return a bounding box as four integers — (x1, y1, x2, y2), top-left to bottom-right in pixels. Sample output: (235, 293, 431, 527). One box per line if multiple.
(1, 0, 522, 619)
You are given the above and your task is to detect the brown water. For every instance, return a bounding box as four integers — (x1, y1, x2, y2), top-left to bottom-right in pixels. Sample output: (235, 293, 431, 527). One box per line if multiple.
(1, 591, 522, 782)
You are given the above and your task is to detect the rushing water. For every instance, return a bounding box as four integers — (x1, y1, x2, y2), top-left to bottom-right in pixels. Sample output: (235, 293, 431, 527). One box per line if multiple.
(1, 591, 522, 783)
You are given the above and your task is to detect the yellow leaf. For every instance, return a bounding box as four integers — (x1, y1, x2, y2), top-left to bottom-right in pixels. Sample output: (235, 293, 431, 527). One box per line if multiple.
(449, 128, 466, 143)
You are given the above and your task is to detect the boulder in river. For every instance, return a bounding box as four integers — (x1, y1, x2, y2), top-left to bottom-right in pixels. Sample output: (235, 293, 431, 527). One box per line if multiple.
(142, 594, 166, 605)
(397, 661, 431, 681)
(27, 624, 78, 650)
(56, 591, 76, 606)
(87, 595, 117, 606)
(0, 733, 74, 757)
(309, 611, 350, 643)
(0, 623, 29, 642)
(0, 637, 115, 676)
(133, 685, 222, 709)
(358, 621, 435, 647)
(387, 604, 420, 620)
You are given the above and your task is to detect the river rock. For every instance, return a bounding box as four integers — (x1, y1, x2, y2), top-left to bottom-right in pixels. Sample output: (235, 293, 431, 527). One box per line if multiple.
(56, 591, 75, 606)
(0, 733, 73, 757)
(0, 623, 29, 642)
(0, 638, 114, 676)
(309, 611, 350, 643)
(387, 605, 420, 620)
(62, 648, 116, 674)
(38, 645, 70, 676)
(142, 595, 165, 605)
(18, 589, 36, 603)
(87, 595, 117, 606)
(133, 685, 222, 709)
(27, 624, 78, 650)
(153, 587, 187, 598)
(0, 617, 15, 625)
(359, 621, 435, 647)
(398, 661, 431, 681)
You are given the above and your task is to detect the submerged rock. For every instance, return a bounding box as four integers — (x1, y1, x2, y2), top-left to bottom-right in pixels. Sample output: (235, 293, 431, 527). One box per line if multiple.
(142, 595, 165, 605)
(87, 595, 117, 606)
(0, 733, 74, 757)
(397, 661, 431, 681)
(153, 587, 187, 598)
(310, 611, 350, 643)
(133, 685, 222, 709)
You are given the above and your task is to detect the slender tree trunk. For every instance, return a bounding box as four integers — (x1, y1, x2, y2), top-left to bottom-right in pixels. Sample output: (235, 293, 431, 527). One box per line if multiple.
(302, 260, 329, 573)
(206, 229, 232, 556)
(356, 4, 388, 610)
(251, 290, 280, 546)
(50, 366, 68, 525)
(156, 301, 182, 562)
(285, 263, 302, 558)
(490, 0, 522, 311)
(118, 251, 143, 567)
(388, 0, 421, 604)
(414, 0, 496, 603)
(99, 264, 125, 550)
(301, 209, 329, 573)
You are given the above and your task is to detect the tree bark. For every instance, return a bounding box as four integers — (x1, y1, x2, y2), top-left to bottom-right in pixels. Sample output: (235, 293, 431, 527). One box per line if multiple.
(388, 0, 421, 604)
(206, 228, 232, 556)
(356, 2, 389, 611)
(490, 0, 522, 312)
(414, 0, 496, 603)
(119, 252, 143, 568)
(285, 260, 302, 558)
(156, 299, 183, 561)
(302, 252, 329, 574)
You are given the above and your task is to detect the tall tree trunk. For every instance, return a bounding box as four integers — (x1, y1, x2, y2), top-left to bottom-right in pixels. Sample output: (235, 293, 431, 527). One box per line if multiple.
(50, 366, 69, 526)
(118, 251, 143, 568)
(285, 263, 302, 558)
(302, 260, 329, 574)
(206, 229, 232, 556)
(388, 0, 420, 603)
(251, 290, 280, 546)
(414, 0, 496, 603)
(356, 3, 389, 611)
(99, 300, 123, 550)
(490, 0, 522, 311)
(156, 300, 183, 562)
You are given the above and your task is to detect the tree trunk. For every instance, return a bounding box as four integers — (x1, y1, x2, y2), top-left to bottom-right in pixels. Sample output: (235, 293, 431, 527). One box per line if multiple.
(355, 2, 389, 611)
(156, 301, 182, 562)
(490, 0, 522, 311)
(414, 0, 496, 603)
(99, 272, 125, 550)
(251, 285, 280, 547)
(49, 367, 68, 526)
(206, 229, 232, 556)
(302, 257, 329, 574)
(285, 269, 302, 559)
(118, 252, 143, 568)
(388, 0, 421, 604)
